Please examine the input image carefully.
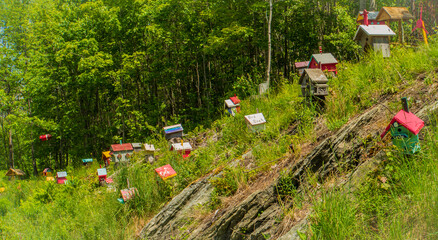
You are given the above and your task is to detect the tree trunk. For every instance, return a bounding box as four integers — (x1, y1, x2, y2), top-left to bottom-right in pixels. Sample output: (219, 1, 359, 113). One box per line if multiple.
(266, 0, 273, 88)
(8, 129, 14, 168)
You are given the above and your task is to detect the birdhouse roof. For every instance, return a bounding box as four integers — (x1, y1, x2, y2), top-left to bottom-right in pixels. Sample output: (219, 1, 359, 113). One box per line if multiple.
(5, 168, 25, 176)
(111, 143, 133, 152)
(163, 124, 183, 134)
(155, 164, 177, 180)
(353, 25, 396, 40)
(294, 61, 310, 69)
(356, 11, 379, 22)
(97, 168, 107, 177)
(376, 7, 414, 22)
(381, 110, 424, 138)
(131, 143, 142, 148)
(299, 69, 328, 85)
(57, 171, 67, 178)
(225, 99, 239, 108)
(144, 143, 156, 151)
(310, 53, 338, 65)
(230, 96, 241, 104)
(43, 168, 52, 173)
(171, 142, 192, 151)
(245, 113, 266, 126)
(102, 151, 111, 158)
(82, 158, 93, 163)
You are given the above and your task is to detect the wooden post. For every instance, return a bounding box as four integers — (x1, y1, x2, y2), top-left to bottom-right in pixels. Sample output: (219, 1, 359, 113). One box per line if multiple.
(398, 19, 402, 43)
(401, 97, 409, 112)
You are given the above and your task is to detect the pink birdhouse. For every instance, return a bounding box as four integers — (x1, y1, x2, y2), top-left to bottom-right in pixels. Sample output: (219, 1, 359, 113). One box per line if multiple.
(56, 171, 67, 184)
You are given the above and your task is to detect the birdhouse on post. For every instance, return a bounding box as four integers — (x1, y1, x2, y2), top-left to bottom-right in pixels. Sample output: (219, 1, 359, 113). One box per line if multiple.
(308, 53, 338, 75)
(110, 143, 134, 163)
(131, 143, 143, 152)
(56, 171, 68, 184)
(224, 94, 241, 116)
(356, 10, 385, 26)
(163, 124, 183, 140)
(39, 134, 52, 141)
(5, 168, 25, 180)
(353, 23, 396, 57)
(375, 7, 414, 43)
(97, 168, 107, 185)
(155, 164, 177, 180)
(381, 97, 424, 154)
(143, 143, 156, 163)
(299, 69, 329, 98)
(82, 158, 93, 166)
(244, 113, 266, 132)
(170, 141, 192, 158)
(102, 151, 111, 167)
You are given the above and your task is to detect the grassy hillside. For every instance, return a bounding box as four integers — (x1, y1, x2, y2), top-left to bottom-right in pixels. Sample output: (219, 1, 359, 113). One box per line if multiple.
(1, 40, 438, 239)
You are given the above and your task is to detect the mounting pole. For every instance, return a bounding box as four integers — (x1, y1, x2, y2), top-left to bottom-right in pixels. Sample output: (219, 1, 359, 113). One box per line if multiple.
(401, 97, 409, 112)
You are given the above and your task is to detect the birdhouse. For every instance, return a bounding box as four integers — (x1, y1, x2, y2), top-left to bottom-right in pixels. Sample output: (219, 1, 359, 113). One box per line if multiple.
(82, 158, 93, 166)
(381, 98, 424, 154)
(245, 113, 266, 132)
(131, 143, 143, 152)
(5, 168, 25, 180)
(56, 171, 68, 184)
(102, 151, 111, 167)
(294, 61, 310, 76)
(120, 188, 138, 203)
(39, 134, 52, 141)
(42, 168, 53, 177)
(170, 141, 192, 158)
(376, 7, 414, 43)
(110, 143, 134, 163)
(353, 24, 396, 57)
(308, 53, 338, 75)
(356, 11, 385, 26)
(299, 69, 329, 98)
(155, 164, 177, 180)
(143, 144, 156, 163)
(225, 95, 241, 116)
(163, 124, 183, 140)
(97, 168, 107, 183)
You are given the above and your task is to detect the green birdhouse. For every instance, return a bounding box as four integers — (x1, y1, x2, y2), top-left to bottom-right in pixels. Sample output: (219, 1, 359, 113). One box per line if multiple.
(381, 98, 424, 154)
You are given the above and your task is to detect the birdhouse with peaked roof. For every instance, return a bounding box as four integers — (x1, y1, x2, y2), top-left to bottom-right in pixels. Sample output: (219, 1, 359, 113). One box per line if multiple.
(110, 143, 134, 163)
(42, 168, 53, 177)
(354, 24, 396, 57)
(131, 143, 143, 152)
(308, 53, 338, 75)
(381, 98, 424, 154)
(143, 143, 156, 163)
(163, 124, 183, 140)
(299, 69, 329, 98)
(155, 164, 177, 180)
(376, 7, 414, 43)
(5, 168, 25, 180)
(245, 113, 266, 132)
(225, 94, 241, 116)
(102, 151, 111, 167)
(171, 141, 193, 158)
(56, 171, 68, 184)
(82, 158, 93, 166)
(294, 61, 310, 76)
(356, 11, 385, 26)
(97, 168, 107, 184)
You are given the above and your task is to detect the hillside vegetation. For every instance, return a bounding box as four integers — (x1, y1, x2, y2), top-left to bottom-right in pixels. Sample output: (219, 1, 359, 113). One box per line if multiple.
(1, 39, 438, 239)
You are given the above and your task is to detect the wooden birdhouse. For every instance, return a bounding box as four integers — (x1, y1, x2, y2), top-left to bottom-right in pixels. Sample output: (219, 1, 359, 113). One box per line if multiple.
(42, 168, 53, 177)
(245, 113, 266, 132)
(97, 168, 107, 183)
(5, 168, 25, 180)
(155, 164, 177, 180)
(110, 143, 134, 163)
(376, 7, 414, 43)
(163, 124, 183, 140)
(299, 69, 329, 98)
(356, 11, 385, 26)
(102, 151, 111, 167)
(56, 171, 68, 184)
(353, 24, 396, 57)
(39, 134, 52, 141)
(170, 141, 192, 158)
(308, 53, 338, 75)
(143, 144, 156, 163)
(225, 95, 241, 116)
(381, 98, 424, 154)
(82, 158, 93, 166)
(294, 61, 310, 76)
(131, 143, 143, 152)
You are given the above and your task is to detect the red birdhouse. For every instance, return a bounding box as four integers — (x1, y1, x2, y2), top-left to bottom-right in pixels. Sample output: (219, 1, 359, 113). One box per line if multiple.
(155, 164, 177, 180)
(39, 134, 52, 141)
